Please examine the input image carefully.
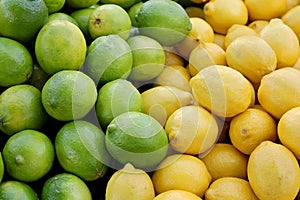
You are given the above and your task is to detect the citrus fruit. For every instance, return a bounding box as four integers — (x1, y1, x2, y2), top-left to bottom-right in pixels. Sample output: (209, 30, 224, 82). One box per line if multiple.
(136, 0, 192, 46)
(41, 173, 92, 200)
(127, 35, 165, 82)
(105, 163, 155, 200)
(83, 34, 132, 85)
(0, 84, 47, 135)
(154, 190, 202, 200)
(213, 33, 226, 50)
(27, 64, 50, 91)
(43, 0, 66, 13)
(0, 181, 38, 200)
(229, 108, 277, 155)
(0, 153, 4, 183)
(282, 5, 300, 41)
(244, 0, 287, 20)
(128, 2, 144, 27)
(164, 47, 185, 67)
(203, 0, 248, 34)
(105, 111, 168, 171)
(152, 154, 211, 197)
(0, 37, 33, 87)
(65, 0, 99, 8)
(205, 177, 258, 200)
(55, 120, 108, 181)
(100, 0, 136, 9)
(47, 12, 79, 26)
(96, 79, 143, 129)
(257, 67, 300, 119)
(35, 20, 86, 75)
(88, 4, 131, 40)
(190, 65, 254, 118)
(2, 129, 54, 182)
(247, 141, 300, 200)
(141, 86, 194, 126)
(165, 105, 219, 155)
(225, 35, 277, 84)
(201, 143, 248, 181)
(0, 0, 48, 43)
(259, 18, 300, 68)
(248, 20, 269, 34)
(41, 70, 97, 121)
(185, 6, 205, 18)
(278, 106, 300, 159)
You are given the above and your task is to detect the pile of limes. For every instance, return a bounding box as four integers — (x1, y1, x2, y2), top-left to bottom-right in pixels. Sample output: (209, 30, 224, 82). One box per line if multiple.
(0, 0, 300, 199)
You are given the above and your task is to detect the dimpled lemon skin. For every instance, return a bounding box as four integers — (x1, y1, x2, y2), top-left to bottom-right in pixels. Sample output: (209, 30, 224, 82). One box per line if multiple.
(247, 141, 300, 200)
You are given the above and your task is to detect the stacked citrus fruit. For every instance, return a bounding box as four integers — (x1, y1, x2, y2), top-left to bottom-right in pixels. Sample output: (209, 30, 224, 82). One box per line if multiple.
(0, 0, 300, 199)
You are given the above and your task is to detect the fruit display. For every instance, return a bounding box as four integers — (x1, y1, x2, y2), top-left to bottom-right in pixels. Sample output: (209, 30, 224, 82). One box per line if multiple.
(0, 0, 300, 199)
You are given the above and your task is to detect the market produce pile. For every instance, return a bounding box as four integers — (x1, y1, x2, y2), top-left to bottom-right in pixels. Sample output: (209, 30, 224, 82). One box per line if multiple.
(0, 0, 300, 199)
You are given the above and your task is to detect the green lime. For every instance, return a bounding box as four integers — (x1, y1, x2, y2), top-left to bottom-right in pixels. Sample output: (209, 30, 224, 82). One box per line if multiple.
(41, 173, 92, 200)
(35, 20, 86, 75)
(83, 34, 132, 85)
(127, 35, 165, 82)
(55, 120, 108, 181)
(0, 181, 38, 200)
(136, 0, 192, 46)
(88, 4, 132, 40)
(2, 130, 55, 182)
(96, 79, 144, 129)
(41, 70, 97, 121)
(27, 64, 50, 91)
(0, 84, 47, 135)
(43, 0, 66, 14)
(0, 37, 33, 87)
(0, 0, 48, 43)
(0, 153, 4, 183)
(47, 13, 79, 26)
(66, 0, 99, 8)
(100, 0, 136, 9)
(128, 2, 143, 27)
(105, 111, 168, 171)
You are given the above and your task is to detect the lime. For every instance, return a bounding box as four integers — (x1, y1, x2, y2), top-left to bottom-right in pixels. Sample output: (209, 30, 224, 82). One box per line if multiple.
(47, 12, 79, 26)
(41, 173, 92, 200)
(0, 37, 33, 87)
(88, 4, 132, 40)
(83, 34, 132, 85)
(55, 120, 108, 181)
(0, 153, 4, 183)
(96, 79, 144, 129)
(0, 0, 48, 43)
(128, 2, 143, 27)
(41, 70, 97, 121)
(105, 111, 168, 171)
(0, 181, 38, 200)
(100, 0, 136, 8)
(35, 20, 86, 75)
(2, 130, 54, 182)
(43, 0, 66, 13)
(27, 64, 50, 91)
(136, 0, 192, 46)
(66, 0, 99, 8)
(127, 35, 165, 82)
(0, 84, 47, 135)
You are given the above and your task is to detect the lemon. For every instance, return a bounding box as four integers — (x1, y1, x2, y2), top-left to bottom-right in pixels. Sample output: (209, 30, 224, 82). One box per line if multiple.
(190, 65, 254, 118)
(152, 154, 211, 197)
(278, 106, 300, 159)
(224, 24, 258, 49)
(205, 177, 258, 200)
(229, 108, 277, 155)
(247, 141, 300, 200)
(165, 105, 219, 155)
(0, 181, 38, 200)
(282, 5, 300, 41)
(286, 0, 300, 11)
(213, 33, 226, 50)
(245, 0, 287, 20)
(185, 6, 205, 18)
(43, 0, 66, 13)
(141, 86, 194, 126)
(257, 67, 300, 119)
(164, 47, 185, 67)
(248, 20, 269, 34)
(203, 0, 248, 34)
(188, 42, 227, 76)
(154, 190, 202, 200)
(2, 130, 54, 182)
(41, 173, 92, 200)
(106, 163, 155, 200)
(35, 20, 86, 75)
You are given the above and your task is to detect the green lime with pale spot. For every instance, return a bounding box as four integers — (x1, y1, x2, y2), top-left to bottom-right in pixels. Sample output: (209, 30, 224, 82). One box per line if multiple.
(0, 181, 38, 200)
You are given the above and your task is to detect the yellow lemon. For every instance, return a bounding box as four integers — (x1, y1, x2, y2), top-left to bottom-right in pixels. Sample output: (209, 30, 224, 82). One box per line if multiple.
(165, 105, 219, 155)
(282, 5, 300, 41)
(190, 65, 254, 118)
(278, 106, 300, 159)
(244, 0, 288, 21)
(229, 108, 277, 155)
(257, 67, 300, 119)
(188, 42, 227, 77)
(286, 0, 300, 12)
(259, 18, 300, 68)
(164, 47, 185, 67)
(185, 6, 205, 18)
(226, 35, 277, 84)
(213, 33, 226, 50)
(247, 141, 300, 200)
(205, 177, 258, 200)
(248, 20, 269, 34)
(201, 143, 248, 181)
(203, 0, 248, 34)
(105, 163, 155, 200)
(152, 154, 212, 197)
(154, 190, 202, 200)
(293, 52, 300, 69)
(224, 24, 257, 49)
